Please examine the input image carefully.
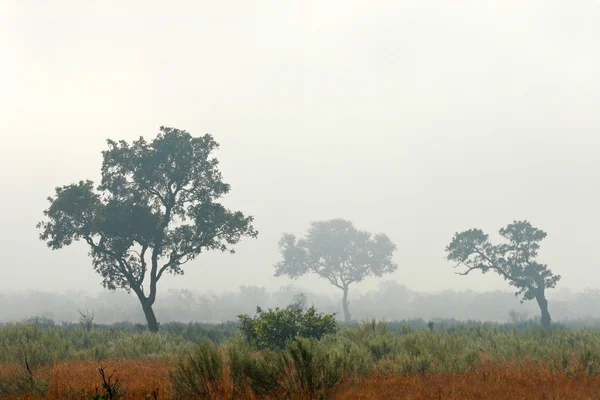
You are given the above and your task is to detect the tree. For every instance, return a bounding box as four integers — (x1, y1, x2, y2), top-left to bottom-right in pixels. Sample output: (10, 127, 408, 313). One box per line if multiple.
(37, 126, 258, 332)
(286, 293, 307, 311)
(274, 219, 397, 323)
(445, 220, 560, 329)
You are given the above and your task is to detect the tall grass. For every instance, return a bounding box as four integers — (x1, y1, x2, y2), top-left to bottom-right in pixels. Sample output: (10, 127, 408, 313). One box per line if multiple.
(170, 337, 344, 399)
(169, 340, 224, 399)
(4, 317, 600, 390)
(0, 320, 235, 365)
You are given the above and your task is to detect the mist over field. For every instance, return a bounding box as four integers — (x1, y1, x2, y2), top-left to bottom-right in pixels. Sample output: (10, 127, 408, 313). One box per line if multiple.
(2, 0, 600, 327)
(1, 285, 599, 325)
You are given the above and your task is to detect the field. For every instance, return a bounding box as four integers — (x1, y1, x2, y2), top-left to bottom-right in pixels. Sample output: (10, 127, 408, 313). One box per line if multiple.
(2, 318, 600, 399)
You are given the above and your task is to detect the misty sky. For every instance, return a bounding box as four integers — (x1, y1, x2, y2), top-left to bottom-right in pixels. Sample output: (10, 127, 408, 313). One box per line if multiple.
(1, 0, 599, 299)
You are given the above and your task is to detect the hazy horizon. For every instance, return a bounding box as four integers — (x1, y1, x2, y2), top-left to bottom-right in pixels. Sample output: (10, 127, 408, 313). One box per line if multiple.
(2, 283, 599, 325)
(2, 1, 599, 300)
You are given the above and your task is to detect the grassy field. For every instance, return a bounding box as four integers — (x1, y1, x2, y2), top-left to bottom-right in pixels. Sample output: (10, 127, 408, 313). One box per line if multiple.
(2, 318, 600, 399)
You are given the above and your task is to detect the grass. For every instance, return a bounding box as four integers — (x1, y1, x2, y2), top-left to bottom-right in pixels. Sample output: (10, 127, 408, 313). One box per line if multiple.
(4, 358, 600, 399)
(336, 361, 600, 400)
(3, 318, 600, 398)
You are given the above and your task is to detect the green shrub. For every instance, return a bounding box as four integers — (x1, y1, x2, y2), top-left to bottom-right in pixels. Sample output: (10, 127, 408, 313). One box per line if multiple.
(238, 305, 338, 350)
(286, 338, 344, 399)
(169, 340, 224, 399)
(225, 339, 251, 397)
(225, 337, 343, 399)
(241, 350, 290, 397)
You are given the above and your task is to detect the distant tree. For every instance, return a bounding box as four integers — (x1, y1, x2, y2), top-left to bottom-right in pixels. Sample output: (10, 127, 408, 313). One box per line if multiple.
(77, 307, 95, 331)
(445, 220, 560, 329)
(37, 126, 258, 332)
(286, 293, 307, 311)
(274, 219, 397, 323)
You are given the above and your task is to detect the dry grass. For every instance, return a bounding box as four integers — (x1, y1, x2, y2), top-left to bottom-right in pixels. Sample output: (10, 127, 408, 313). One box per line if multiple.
(45, 359, 170, 399)
(2, 359, 600, 399)
(0, 360, 169, 400)
(337, 361, 600, 400)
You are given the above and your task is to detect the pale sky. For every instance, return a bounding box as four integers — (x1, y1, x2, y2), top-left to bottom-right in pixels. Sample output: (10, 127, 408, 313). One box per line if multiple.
(1, 0, 599, 299)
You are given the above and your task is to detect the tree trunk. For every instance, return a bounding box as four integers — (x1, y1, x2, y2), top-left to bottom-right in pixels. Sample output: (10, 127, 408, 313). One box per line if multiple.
(142, 301, 159, 333)
(342, 285, 351, 324)
(535, 294, 551, 329)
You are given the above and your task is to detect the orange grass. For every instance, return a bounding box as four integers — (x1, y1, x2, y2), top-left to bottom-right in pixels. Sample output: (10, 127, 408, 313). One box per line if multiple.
(337, 361, 600, 400)
(3, 359, 600, 399)
(1, 359, 170, 400)
(45, 359, 170, 399)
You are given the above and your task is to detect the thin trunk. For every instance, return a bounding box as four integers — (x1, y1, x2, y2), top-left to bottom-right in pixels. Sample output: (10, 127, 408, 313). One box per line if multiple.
(142, 301, 159, 332)
(342, 285, 351, 323)
(536, 293, 551, 329)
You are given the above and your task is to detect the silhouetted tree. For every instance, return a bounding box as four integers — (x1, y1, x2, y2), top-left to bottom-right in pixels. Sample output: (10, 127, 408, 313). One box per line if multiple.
(274, 219, 397, 323)
(445, 220, 560, 329)
(38, 126, 258, 332)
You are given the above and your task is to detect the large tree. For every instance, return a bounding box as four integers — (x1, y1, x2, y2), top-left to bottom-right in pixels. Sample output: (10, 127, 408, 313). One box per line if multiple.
(445, 220, 560, 329)
(274, 218, 397, 323)
(37, 126, 258, 332)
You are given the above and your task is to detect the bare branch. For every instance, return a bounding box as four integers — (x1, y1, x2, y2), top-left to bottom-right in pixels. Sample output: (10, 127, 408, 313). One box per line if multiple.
(455, 264, 479, 276)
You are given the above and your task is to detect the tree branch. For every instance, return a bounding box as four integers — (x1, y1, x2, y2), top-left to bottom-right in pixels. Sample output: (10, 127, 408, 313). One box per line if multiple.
(84, 235, 143, 298)
(139, 244, 148, 285)
(455, 264, 479, 276)
(321, 272, 343, 290)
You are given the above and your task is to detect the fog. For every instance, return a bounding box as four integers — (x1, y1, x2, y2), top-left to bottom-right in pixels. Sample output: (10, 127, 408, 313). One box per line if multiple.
(2, 285, 600, 325)
(1, 1, 599, 318)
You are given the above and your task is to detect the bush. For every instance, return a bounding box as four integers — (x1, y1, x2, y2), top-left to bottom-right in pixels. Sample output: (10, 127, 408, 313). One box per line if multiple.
(225, 337, 343, 399)
(238, 305, 338, 350)
(287, 338, 344, 399)
(235, 347, 289, 397)
(169, 340, 224, 399)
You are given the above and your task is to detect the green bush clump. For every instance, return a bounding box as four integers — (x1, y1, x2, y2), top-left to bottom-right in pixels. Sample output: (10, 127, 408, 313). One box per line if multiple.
(238, 305, 338, 350)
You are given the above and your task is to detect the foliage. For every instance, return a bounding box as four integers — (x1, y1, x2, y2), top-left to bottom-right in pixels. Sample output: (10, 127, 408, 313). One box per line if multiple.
(37, 126, 258, 331)
(446, 220, 560, 302)
(275, 218, 397, 287)
(227, 341, 289, 397)
(237, 305, 338, 350)
(446, 220, 560, 328)
(223, 337, 343, 399)
(286, 338, 344, 399)
(7, 319, 600, 398)
(6, 317, 600, 374)
(275, 218, 397, 322)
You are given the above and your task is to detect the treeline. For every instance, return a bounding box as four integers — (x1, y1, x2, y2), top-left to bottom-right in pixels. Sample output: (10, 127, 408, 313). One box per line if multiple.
(1, 284, 599, 325)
